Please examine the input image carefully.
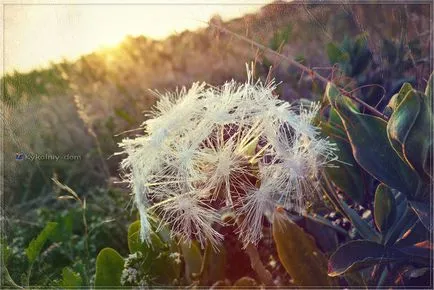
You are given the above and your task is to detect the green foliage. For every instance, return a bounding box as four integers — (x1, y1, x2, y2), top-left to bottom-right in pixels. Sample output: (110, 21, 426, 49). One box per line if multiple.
(326, 83, 420, 197)
(326, 42, 349, 65)
(374, 184, 397, 233)
(320, 106, 368, 203)
(272, 210, 334, 287)
(94, 219, 182, 287)
(269, 24, 292, 51)
(326, 35, 421, 110)
(328, 240, 406, 277)
(61, 267, 83, 288)
(25, 222, 58, 264)
(322, 79, 433, 287)
(94, 248, 124, 287)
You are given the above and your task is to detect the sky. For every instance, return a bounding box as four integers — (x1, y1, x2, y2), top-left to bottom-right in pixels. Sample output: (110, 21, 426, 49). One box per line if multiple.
(3, 1, 273, 74)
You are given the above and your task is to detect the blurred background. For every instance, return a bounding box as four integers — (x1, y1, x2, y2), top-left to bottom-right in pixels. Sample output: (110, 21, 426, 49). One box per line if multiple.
(2, 1, 432, 286)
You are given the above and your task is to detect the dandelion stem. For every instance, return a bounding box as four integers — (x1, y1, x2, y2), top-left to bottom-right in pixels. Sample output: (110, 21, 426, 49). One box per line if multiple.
(244, 243, 274, 286)
(236, 214, 274, 286)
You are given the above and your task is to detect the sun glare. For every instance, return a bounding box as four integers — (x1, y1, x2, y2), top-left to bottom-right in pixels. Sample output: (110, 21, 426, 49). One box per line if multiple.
(4, 3, 266, 74)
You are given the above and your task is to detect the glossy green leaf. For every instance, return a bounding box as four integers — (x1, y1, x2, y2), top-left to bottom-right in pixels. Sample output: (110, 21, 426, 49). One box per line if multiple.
(402, 92, 433, 180)
(180, 241, 203, 283)
(322, 114, 367, 203)
(339, 197, 380, 241)
(384, 201, 419, 246)
(374, 184, 397, 233)
(25, 222, 58, 264)
(328, 240, 405, 277)
(61, 267, 82, 288)
(326, 83, 419, 196)
(387, 88, 420, 161)
(273, 210, 335, 286)
(94, 248, 124, 287)
(384, 83, 413, 117)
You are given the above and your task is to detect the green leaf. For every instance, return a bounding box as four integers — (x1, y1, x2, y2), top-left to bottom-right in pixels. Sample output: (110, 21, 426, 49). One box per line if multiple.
(321, 108, 368, 203)
(25, 222, 58, 264)
(339, 197, 380, 241)
(402, 92, 433, 180)
(94, 248, 124, 287)
(326, 42, 349, 64)
(273, 210, 335, 286)
(61, 267, 82, 288)
(127, 220, 165, 254)
(328, 240, 406, 277)
(387, 88, 421, 161)
(127, 220, 141, 253)
(384, 83, 413, 117)
(374, 184, 397, 234)
(326, 83, 419, 196)
(180, 241, 203, 283)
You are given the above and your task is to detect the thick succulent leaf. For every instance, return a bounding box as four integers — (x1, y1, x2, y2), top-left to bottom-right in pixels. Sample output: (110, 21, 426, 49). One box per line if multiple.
(326, 83, 419, 197)
(61, 267, 83, 288)
(25, 222, 58, 264)
(374, 183, 397, 233)
(384, 201, 419, 246)
(409, 201, 432, 232)
(273, 210, 335, 286)
(384, 83, 414, 117)
(321, 108, 368, 203)
(94, 248, 124, 287)
(399, 243, 432, 266)
(180, 241, 203, 283)
(339, 198, 380, 241)
(328, 240, 406, 277)
(402, 92, 433, 180)
(299, 214, 340, 253)
(387, 88, 420, 161)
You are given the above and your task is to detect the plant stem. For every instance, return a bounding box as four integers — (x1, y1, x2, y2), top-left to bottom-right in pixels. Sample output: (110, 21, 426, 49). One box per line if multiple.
(244, 243, 274, 286)
(207, 22, 388, 120)
(4, 266, 23, 289)
(26, 262, 34, 287)
(235, 215, 274, 286)
(81, 199, 90, 286)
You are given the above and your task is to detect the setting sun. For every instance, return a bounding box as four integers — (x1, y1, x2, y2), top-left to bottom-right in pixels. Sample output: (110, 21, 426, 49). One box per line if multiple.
(4, 3, 266, 73)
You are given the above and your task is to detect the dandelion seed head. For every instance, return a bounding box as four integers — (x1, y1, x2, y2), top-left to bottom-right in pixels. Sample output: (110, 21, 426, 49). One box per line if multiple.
(119, 65, 337, 248)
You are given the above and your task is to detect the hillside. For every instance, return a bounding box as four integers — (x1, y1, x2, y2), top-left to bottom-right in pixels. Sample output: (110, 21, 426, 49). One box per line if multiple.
(3, 1, 432, 203)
